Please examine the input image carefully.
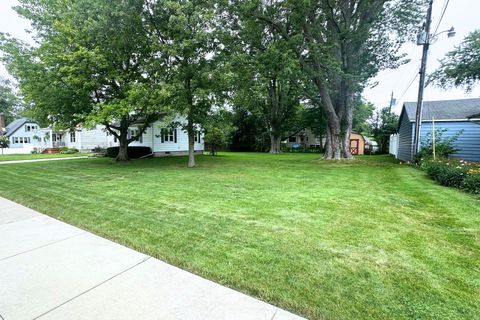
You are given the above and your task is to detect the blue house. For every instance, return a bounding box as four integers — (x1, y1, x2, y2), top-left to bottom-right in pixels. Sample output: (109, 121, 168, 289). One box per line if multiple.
(395, 98, 480, 162)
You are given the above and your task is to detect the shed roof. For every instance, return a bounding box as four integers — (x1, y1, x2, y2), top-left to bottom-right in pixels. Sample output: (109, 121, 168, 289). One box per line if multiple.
(403, 98, 480, 122)
(5, 118, 38, 137)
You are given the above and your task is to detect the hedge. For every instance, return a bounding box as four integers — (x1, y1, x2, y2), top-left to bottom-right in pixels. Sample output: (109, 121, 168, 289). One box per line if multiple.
(106, 146, 153, 159)
(423, 159, 480, 195)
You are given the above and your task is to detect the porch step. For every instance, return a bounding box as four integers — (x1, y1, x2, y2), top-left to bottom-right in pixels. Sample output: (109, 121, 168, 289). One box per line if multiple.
(41, 148, 60, 154)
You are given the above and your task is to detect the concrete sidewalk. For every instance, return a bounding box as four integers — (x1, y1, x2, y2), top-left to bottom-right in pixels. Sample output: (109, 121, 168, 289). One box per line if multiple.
(0, 156, 89, 165)
(0, 197, 305, 320)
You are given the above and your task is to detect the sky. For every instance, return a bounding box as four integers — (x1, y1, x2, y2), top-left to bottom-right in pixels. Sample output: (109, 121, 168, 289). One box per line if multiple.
(1, 0, 480, 115)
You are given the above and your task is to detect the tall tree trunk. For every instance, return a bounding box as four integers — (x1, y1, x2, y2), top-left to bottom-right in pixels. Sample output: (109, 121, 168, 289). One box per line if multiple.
(187, 106, 195, 168)
(116, 127, 129, 162)
(269, 134, 282, 154)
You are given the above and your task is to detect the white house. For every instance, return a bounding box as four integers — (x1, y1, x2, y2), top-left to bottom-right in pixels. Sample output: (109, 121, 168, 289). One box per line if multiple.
(284, 128, 323, 149)
(2, 116, 204, 156)
(3, 117, 40, 153)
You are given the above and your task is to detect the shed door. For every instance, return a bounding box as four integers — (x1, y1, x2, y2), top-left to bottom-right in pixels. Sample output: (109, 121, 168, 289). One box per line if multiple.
(350, 139, 359, 155)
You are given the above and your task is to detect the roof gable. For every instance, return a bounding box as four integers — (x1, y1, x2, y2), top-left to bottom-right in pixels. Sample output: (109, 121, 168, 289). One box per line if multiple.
(5, 118, 39, 137)
(403, 98, 480, 122)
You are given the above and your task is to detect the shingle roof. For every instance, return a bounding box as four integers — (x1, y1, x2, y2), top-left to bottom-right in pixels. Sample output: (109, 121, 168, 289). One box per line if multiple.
(5, 118, 38, 137)
(403, 98, 480, 122)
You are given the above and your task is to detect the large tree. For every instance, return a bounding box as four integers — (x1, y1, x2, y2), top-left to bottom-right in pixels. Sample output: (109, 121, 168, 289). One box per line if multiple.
(225, 3, 302, 153)
(1, 0, 165, 161)
(430, 30, 480, 92)
(242, 0, 425, 159)
(145, 0, 219, 167)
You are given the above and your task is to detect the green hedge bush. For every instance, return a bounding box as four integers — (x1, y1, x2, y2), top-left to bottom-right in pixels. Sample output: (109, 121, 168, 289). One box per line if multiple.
(59, 147, 79, 154)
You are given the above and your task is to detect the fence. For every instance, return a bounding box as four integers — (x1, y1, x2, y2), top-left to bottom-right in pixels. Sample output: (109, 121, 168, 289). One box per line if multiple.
(389, 134, 399, 158)
(0, 146, 35, 155)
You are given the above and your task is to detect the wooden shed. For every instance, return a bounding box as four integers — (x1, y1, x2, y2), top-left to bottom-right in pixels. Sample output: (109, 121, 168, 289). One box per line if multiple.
(350, 132, 366, 155)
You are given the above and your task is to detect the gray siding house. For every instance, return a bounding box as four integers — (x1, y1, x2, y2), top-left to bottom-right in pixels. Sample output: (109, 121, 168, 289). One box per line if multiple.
(395, 98, 480, 162)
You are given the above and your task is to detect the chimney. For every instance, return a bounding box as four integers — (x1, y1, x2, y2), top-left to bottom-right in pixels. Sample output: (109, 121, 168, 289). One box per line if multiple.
(0, 113, 5, 136)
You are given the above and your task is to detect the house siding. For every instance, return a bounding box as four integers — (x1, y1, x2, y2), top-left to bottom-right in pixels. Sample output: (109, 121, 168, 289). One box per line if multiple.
(397, 111, 413, 161)
(420, 121, 480, 162)
(8, 122, 39, 148)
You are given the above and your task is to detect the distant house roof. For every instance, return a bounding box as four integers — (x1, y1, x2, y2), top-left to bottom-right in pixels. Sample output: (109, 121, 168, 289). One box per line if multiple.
(5, 118, 38, 137)
(403, 98, 480, 122)
(468, 113, 480, 120)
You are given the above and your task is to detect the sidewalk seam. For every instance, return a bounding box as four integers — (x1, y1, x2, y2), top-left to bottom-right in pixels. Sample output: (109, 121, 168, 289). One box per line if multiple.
(34, 256, 151, 320)
(0, 232, 85, 262)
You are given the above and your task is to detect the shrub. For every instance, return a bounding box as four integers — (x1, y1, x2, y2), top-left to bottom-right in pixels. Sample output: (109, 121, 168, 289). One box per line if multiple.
(106, 146, 152, 159)
(463, 174, 480, 194)
(60, 147, 79, 154)
(93, 146, 106, 153)
(204, 128, 227, 156)
(423, 159, 480, 194)
(416, 128, 462, 163)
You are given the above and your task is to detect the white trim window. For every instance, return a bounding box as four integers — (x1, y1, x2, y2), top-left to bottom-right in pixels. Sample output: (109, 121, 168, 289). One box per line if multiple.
(70, 131, 76, 143)
(128, 129, 142, 143)
(161, 128, 177, 143)
(194, 131, 202, 143)
(25, 125, 37, 132)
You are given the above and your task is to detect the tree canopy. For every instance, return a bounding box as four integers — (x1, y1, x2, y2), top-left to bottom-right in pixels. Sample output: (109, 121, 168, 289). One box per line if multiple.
(430, 30, 480, 92)
(238, 0, 425, 159)
(1, 0, 169, 161)
(0, 78, 20, 124)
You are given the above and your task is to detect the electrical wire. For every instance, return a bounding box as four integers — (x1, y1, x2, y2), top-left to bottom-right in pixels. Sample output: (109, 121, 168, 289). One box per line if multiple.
(397, 71, 419, 103)
(433, 0, 450, 37)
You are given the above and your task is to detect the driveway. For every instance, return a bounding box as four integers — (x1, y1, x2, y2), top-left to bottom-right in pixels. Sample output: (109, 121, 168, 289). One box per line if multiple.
(0, 196, 305, 320)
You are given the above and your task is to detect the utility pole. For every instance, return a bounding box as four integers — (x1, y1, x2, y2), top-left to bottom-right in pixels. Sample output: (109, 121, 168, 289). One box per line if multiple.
(412, 0, 434, 161)
(389, 91, 396, 111)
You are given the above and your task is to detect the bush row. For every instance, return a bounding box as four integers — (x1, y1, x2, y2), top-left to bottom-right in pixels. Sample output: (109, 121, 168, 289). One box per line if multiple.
(59, 147, 79, 154)
(106, 146, 152, 158)
(422, 159, 480, 195)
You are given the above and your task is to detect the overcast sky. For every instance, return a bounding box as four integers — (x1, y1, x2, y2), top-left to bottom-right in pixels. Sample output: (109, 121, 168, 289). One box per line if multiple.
(1, 0, 480, 114)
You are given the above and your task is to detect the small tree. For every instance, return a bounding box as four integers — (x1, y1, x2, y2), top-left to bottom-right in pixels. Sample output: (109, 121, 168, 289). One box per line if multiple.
(203, 109, 235, 156)
(370, 107, 399, 153)
(417, 128, 462, 162)
(0, 135, 9, 154)
(204, 128, 226, 156)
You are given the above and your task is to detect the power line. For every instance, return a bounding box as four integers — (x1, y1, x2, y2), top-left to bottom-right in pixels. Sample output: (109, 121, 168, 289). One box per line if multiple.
(397, 71, 419, 103)
(433, 0, 450, 37)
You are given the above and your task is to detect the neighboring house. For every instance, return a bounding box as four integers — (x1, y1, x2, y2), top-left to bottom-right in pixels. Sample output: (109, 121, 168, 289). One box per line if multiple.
(3, 117, 40, 148)
(284, 129, 322, 149)
(2, 116, 204, 156)
(364, 136, 379, 154)
(284, 128, 369, 155)
(393, 98, 480, 162)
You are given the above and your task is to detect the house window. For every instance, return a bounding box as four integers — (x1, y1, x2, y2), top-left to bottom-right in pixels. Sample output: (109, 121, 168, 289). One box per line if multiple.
(161, 128, 176, 143)
(52, 133, 62, 142)
(289, 136, 296, 143)
(70, 132, 76, 143)
(128, 129, 143, 143)
(194, 132, 202, 143)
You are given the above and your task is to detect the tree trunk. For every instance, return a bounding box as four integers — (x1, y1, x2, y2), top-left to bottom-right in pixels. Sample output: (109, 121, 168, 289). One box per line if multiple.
(269, 134, 282, 154)
(116, 130, 129, 162)
(187, 109, 196, 168)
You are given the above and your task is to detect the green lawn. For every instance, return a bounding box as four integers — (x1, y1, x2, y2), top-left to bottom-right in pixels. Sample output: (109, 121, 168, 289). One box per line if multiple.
(0, 152, 90, 162)
(0, 153, 478, 319)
